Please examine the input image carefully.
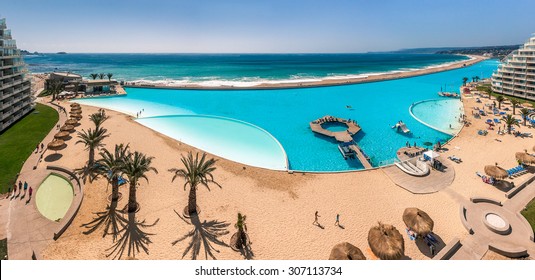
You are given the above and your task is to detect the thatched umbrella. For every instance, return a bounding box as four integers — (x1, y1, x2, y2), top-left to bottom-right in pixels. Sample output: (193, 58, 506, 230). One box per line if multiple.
(65, 118, 78, 125)
(60, 124, 75, 132)
(54, 131, 70, 139)
(533, 145, 535, 153)
(70, 113, 82, 119)
(47, 139, 65, 153)
(368, 222, 404, 260)
(329, 242, 366, 260)
(516, 152, 535, 165)
(70, 103, 80, 107)
(403, 208, 434, 237)
(70, 109, 82, 114)
(484, 163, 508, 179)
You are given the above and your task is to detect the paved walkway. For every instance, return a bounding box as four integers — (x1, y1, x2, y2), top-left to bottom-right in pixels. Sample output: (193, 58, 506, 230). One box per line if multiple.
(382, 156, 455, 194)
(438, 180, 535, 259)
(3, 101, 70, 259)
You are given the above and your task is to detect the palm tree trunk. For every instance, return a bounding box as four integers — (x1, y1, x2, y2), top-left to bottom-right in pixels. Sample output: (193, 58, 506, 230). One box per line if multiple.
(188, 185, 197, 215)
(88, 148, 95, 167)
(111, 176, 119, 201)
(128, 181, 137, 212)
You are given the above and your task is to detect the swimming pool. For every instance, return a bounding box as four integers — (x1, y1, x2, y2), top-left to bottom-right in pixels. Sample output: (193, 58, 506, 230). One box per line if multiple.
(36, 174, 74, 222)
(75, 59, 499, 172)
(137, 115, 288, 170)
(410, 99, 464, 135)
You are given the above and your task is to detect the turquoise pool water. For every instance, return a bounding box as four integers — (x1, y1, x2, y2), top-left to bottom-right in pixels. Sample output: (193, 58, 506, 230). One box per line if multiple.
(75, 59, 499, 171)
(410, 99, 464, 135)
(137, 115, 288, 170)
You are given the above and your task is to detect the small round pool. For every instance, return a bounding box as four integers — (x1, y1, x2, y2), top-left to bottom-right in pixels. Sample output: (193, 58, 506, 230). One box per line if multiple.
(323, 122, 349, 132)
(36, 174, 74, 222)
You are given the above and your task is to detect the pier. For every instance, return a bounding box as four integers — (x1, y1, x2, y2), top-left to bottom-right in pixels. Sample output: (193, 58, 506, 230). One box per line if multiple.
(309, 116, 372, 169)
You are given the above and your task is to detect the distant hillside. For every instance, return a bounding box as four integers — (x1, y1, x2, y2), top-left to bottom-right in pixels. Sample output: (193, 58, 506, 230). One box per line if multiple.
(20, 49, 41, 55)
(436, 45, 520, 59)
(392, 45, 520, 58)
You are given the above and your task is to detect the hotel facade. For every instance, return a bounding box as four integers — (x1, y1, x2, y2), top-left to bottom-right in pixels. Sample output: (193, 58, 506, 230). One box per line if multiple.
(0, 18, 33, 132)
(491, 34, 535, 101)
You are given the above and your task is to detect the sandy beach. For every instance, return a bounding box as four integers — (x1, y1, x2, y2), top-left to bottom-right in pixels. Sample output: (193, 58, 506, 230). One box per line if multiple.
(33, 84, 534, 260)
(125, 55, 487, 90)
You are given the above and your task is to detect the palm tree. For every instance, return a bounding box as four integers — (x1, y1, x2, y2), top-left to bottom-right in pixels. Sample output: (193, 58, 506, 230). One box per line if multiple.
(123, 151, 158, 213)
(90, 73, 98, 80)
(48, 80, 64, 101)
(76, 127, 110, 167)
(107, 73, 113, 81)
(169, 152, 220, 216)
(99, 73, 105, 79)
(462, 77, 468, 86)
(232, 212, 249, 250)
(95, 144, 129, 202)
(502, 114, 520, 134)
(520, 108, 530, 126)
(474, 76, 480, 82)
(485, 88, 492, 99)
(496, 95, 505, 109)
(510, 98, 521, 115)
(90, 109, 109, 129)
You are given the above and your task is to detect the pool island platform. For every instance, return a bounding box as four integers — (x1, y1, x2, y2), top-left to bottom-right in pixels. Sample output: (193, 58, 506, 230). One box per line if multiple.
(310, 116, 372, 169)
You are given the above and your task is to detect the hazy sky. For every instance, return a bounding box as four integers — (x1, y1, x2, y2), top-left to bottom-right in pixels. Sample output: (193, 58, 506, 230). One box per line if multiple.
(2, 0, 534, 53)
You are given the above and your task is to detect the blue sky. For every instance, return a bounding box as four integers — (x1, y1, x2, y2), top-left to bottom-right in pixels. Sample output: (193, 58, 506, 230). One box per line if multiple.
(2, 0, 534, 53)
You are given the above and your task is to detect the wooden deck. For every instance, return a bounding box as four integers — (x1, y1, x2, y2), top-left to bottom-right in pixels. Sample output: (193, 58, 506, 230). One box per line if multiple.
(309, 116, 372, 169)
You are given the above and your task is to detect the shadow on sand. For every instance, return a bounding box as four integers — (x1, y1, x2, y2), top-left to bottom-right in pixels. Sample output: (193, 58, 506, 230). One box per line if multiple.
(44, 153, 63, 162)
(171, 209, 230, 260)
(415, 234, 446, 258)
(82, 202, 159, 260)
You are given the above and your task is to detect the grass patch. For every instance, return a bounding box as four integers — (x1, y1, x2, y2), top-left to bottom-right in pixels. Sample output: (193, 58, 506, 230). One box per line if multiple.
(521, 198, 535, 234)
(0, 238, 6, 260)
(0, 103, 58, 193)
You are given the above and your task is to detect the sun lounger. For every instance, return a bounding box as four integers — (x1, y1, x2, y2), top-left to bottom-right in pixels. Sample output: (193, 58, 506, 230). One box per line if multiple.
(448, 155, 462, 163)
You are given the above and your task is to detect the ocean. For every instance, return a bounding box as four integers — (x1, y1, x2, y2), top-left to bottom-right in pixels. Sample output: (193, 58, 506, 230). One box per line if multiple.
(24, 53, 468, 87)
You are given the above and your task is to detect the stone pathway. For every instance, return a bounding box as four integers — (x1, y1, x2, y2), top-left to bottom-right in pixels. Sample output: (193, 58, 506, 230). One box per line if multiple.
(3, 102, 69, 259)
(437, 179, 535, 259)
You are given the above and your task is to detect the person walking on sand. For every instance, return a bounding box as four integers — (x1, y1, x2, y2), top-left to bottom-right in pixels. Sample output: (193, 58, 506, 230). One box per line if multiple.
(313, 211, 320, 226)
(40, 143, 44, 152)
(18, 181, 22, 194)
(335, 214, 340, 226)
(28, 187, 33, 201)
(23, 181, 28, 195)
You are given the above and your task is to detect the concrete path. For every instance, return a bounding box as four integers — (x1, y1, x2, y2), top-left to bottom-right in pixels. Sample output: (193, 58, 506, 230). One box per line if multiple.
(382, 158, 455, 194)
(3, 101, 69, 259)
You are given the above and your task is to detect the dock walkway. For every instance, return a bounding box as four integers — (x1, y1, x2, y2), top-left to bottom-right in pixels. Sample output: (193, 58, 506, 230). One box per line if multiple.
(309, 116, 372, 169)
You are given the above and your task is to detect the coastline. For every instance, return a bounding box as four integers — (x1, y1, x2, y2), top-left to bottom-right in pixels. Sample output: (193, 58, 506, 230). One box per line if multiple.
(124, 55, 487, 90)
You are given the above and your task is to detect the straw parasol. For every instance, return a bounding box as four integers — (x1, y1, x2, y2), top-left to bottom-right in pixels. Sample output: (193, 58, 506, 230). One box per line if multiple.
(65, 118, 78, 125)
(484, 163, 508, 179)
(47, 139, 65, 153)
(533, 145, 535, 153)
(402, 208, 434, 236)
(329, 242, 366, 260)
(60, 124, 75, 132)
(70, 103, 80, 107)
(54, 131, 70, 139)
(368, 222, 404, 260)
(516, 152, 535, 165)
(70, 113, 82, 119)
(70, 109, 82, 114)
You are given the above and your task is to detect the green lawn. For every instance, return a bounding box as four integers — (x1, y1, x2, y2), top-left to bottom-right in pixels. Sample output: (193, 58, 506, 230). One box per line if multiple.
(521, 198, 535, 234)
(0, 238, 6, 260)
(476, 84, 535, 107)
(0, 103, 58, 193)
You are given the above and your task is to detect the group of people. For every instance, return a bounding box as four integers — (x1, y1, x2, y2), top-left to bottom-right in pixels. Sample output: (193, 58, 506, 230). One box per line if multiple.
(136, 108, 144, 118)
(35, 142, 45, 153)
(312, 116, 357, 126)
(313, 211, 342, 229)
(8, 180, 33, 202)
(405, 141, 418, 148)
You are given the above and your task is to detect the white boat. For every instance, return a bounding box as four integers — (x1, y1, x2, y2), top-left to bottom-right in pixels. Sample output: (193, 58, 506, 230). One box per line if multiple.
(394, 157, 430, 176)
